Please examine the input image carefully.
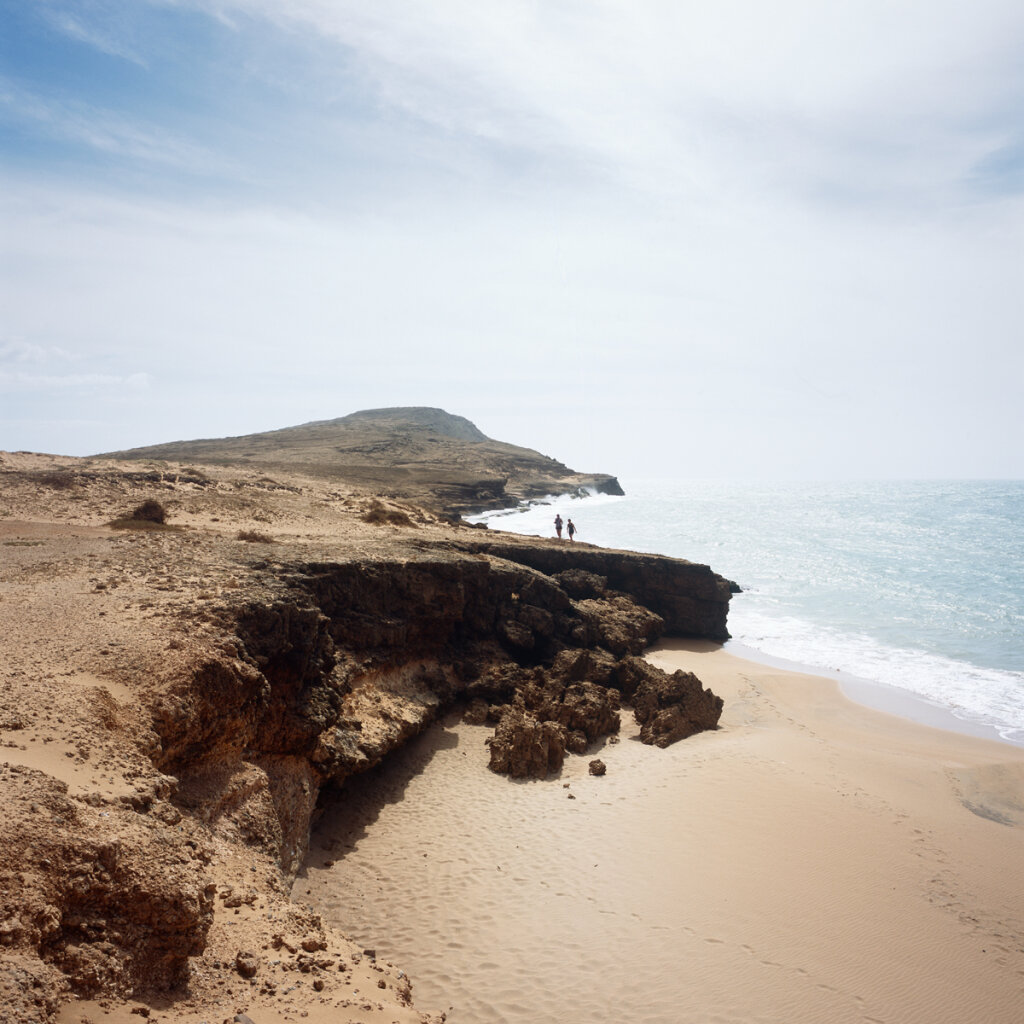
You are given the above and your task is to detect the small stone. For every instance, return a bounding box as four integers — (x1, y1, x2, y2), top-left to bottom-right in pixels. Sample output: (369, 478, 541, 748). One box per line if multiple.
(235, 951, 260, 978)
(588, 759, 607, 776)
(567, 793, 576, 800)
(377, 979, 387, 989)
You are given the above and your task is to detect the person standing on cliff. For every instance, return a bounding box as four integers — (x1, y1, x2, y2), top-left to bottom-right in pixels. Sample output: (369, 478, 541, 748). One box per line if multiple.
(567, 518, 577, 541)
(554, 514, 563, 539)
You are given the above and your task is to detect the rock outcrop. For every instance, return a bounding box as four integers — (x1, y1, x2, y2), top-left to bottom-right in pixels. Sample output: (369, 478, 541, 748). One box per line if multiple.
(487, 711, 568, 778)
(459, 537, 732, 640)
(151, 542, 728, 801)
(2, 763, 215, 1006)
(621, 656, 725, 746)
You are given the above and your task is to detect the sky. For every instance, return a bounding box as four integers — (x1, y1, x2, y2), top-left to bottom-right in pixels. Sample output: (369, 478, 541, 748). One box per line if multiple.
(1, 0, 1022, 479)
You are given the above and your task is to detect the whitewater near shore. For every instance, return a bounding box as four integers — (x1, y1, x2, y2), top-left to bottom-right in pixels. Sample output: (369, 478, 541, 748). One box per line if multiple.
(304, 640, 1024, 1024)
(471, 478, 1024, 746)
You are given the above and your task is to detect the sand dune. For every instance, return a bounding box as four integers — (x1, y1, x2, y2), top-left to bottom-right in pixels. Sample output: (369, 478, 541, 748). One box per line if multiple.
(302, 642, 1024, 1024)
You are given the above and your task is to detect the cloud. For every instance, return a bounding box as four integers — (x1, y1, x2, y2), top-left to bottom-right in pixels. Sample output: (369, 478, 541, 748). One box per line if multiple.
(0, 340, 59, 364)
(0, 76, 224, 174)
(190, 0, 1024, 209)
(0, 370, 151, 392)
(0, 334, 151, 395)
(43, 8, 149, 67)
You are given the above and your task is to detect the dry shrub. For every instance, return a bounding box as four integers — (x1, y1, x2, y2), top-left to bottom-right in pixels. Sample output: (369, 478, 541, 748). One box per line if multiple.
(361, 500, 414, 527)
(237, 529, 275, 543)
(109, 498, 177, 531)
(132, 499, 167, 523)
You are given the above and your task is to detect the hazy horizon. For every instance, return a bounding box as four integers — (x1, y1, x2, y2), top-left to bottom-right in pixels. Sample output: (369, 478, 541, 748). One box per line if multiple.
(2, 2, 1022, 480)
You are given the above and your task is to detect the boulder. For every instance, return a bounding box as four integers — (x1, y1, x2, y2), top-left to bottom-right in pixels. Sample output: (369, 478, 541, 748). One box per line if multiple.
(487, 709, 566, 779)
(631, 667, 723, 747)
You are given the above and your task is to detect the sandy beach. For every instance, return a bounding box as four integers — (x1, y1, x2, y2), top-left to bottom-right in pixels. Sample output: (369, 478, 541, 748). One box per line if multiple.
(303, 641, 1024, 1024)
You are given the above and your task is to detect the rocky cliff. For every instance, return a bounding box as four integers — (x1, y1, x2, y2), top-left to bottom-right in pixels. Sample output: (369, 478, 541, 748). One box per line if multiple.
(154, 538, 730, 877)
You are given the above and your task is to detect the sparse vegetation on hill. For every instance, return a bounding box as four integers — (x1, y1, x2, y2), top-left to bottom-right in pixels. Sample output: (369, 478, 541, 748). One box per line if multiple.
(96, 406, 624, 514)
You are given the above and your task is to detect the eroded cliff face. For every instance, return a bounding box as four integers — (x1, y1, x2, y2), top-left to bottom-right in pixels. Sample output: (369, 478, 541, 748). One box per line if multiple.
(150, 540, 730, 881)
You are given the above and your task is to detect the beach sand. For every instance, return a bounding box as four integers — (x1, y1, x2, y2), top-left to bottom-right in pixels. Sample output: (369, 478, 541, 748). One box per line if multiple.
(302, 641, 1024, 1024)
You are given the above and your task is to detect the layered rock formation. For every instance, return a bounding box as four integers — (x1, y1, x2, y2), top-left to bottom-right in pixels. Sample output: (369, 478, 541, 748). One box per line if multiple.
(156, 541, 729, 869)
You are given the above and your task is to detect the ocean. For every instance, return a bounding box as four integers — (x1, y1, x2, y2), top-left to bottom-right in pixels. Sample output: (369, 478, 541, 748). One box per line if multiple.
(468, 479, 1024, 747)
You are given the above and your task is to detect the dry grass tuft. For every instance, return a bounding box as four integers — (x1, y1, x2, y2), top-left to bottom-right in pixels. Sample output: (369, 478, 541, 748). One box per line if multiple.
(131, 499, 167, 523)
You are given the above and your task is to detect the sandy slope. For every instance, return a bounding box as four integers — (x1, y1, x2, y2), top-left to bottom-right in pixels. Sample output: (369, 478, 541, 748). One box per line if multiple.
(303, 641, 1024, 1024)
(1, 452, 452, 1024)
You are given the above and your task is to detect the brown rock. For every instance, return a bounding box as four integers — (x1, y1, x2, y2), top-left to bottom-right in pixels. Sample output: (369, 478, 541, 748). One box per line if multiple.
(487, 709, 566, 779)
(631, 667, 723, 746)
(462, 698, 490, 725)
(234, 951, 260, 978)
(589, 759, 607, 776)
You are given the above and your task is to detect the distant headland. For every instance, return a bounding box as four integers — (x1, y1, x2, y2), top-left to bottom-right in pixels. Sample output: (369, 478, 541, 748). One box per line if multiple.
(97, 406, 624, 514)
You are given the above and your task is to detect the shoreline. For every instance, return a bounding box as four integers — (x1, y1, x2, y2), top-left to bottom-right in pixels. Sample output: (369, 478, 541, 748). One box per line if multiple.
(466, 483, 1024, 749)
(722, 638, 1024, 749)
(304, 641, 1024, 1023)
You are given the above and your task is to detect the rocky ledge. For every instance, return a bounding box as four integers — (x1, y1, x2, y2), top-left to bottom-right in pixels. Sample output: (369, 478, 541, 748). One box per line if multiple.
(206, 540, 730, 815)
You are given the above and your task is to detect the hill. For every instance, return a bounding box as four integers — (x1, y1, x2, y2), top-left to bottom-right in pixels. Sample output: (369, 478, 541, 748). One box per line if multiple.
(98, 406, 623, 513)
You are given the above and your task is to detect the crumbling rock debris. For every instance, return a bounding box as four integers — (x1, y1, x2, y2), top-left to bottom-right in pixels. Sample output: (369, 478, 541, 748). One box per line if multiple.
(487, 710, 567, 779)
(631, 666, 724, 746)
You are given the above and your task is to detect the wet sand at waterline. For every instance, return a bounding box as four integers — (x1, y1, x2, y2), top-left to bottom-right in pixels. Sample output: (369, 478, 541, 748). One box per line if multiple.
(299, 642, 1024, 1024)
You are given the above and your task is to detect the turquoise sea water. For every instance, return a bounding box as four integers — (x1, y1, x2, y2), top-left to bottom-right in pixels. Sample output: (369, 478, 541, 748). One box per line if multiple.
(470, 480, 1024, 746)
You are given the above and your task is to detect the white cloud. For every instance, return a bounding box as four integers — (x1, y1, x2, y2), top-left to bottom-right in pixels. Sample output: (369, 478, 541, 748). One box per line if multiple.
(44, 9, 149, 67)
(0, 370, 151, 391)
(194, 0, 1024, 208)
(0, 76, 224, 174)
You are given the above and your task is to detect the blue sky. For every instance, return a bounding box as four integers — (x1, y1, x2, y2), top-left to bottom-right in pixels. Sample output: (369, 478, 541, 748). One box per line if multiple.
(2, 0, 1022, 478)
